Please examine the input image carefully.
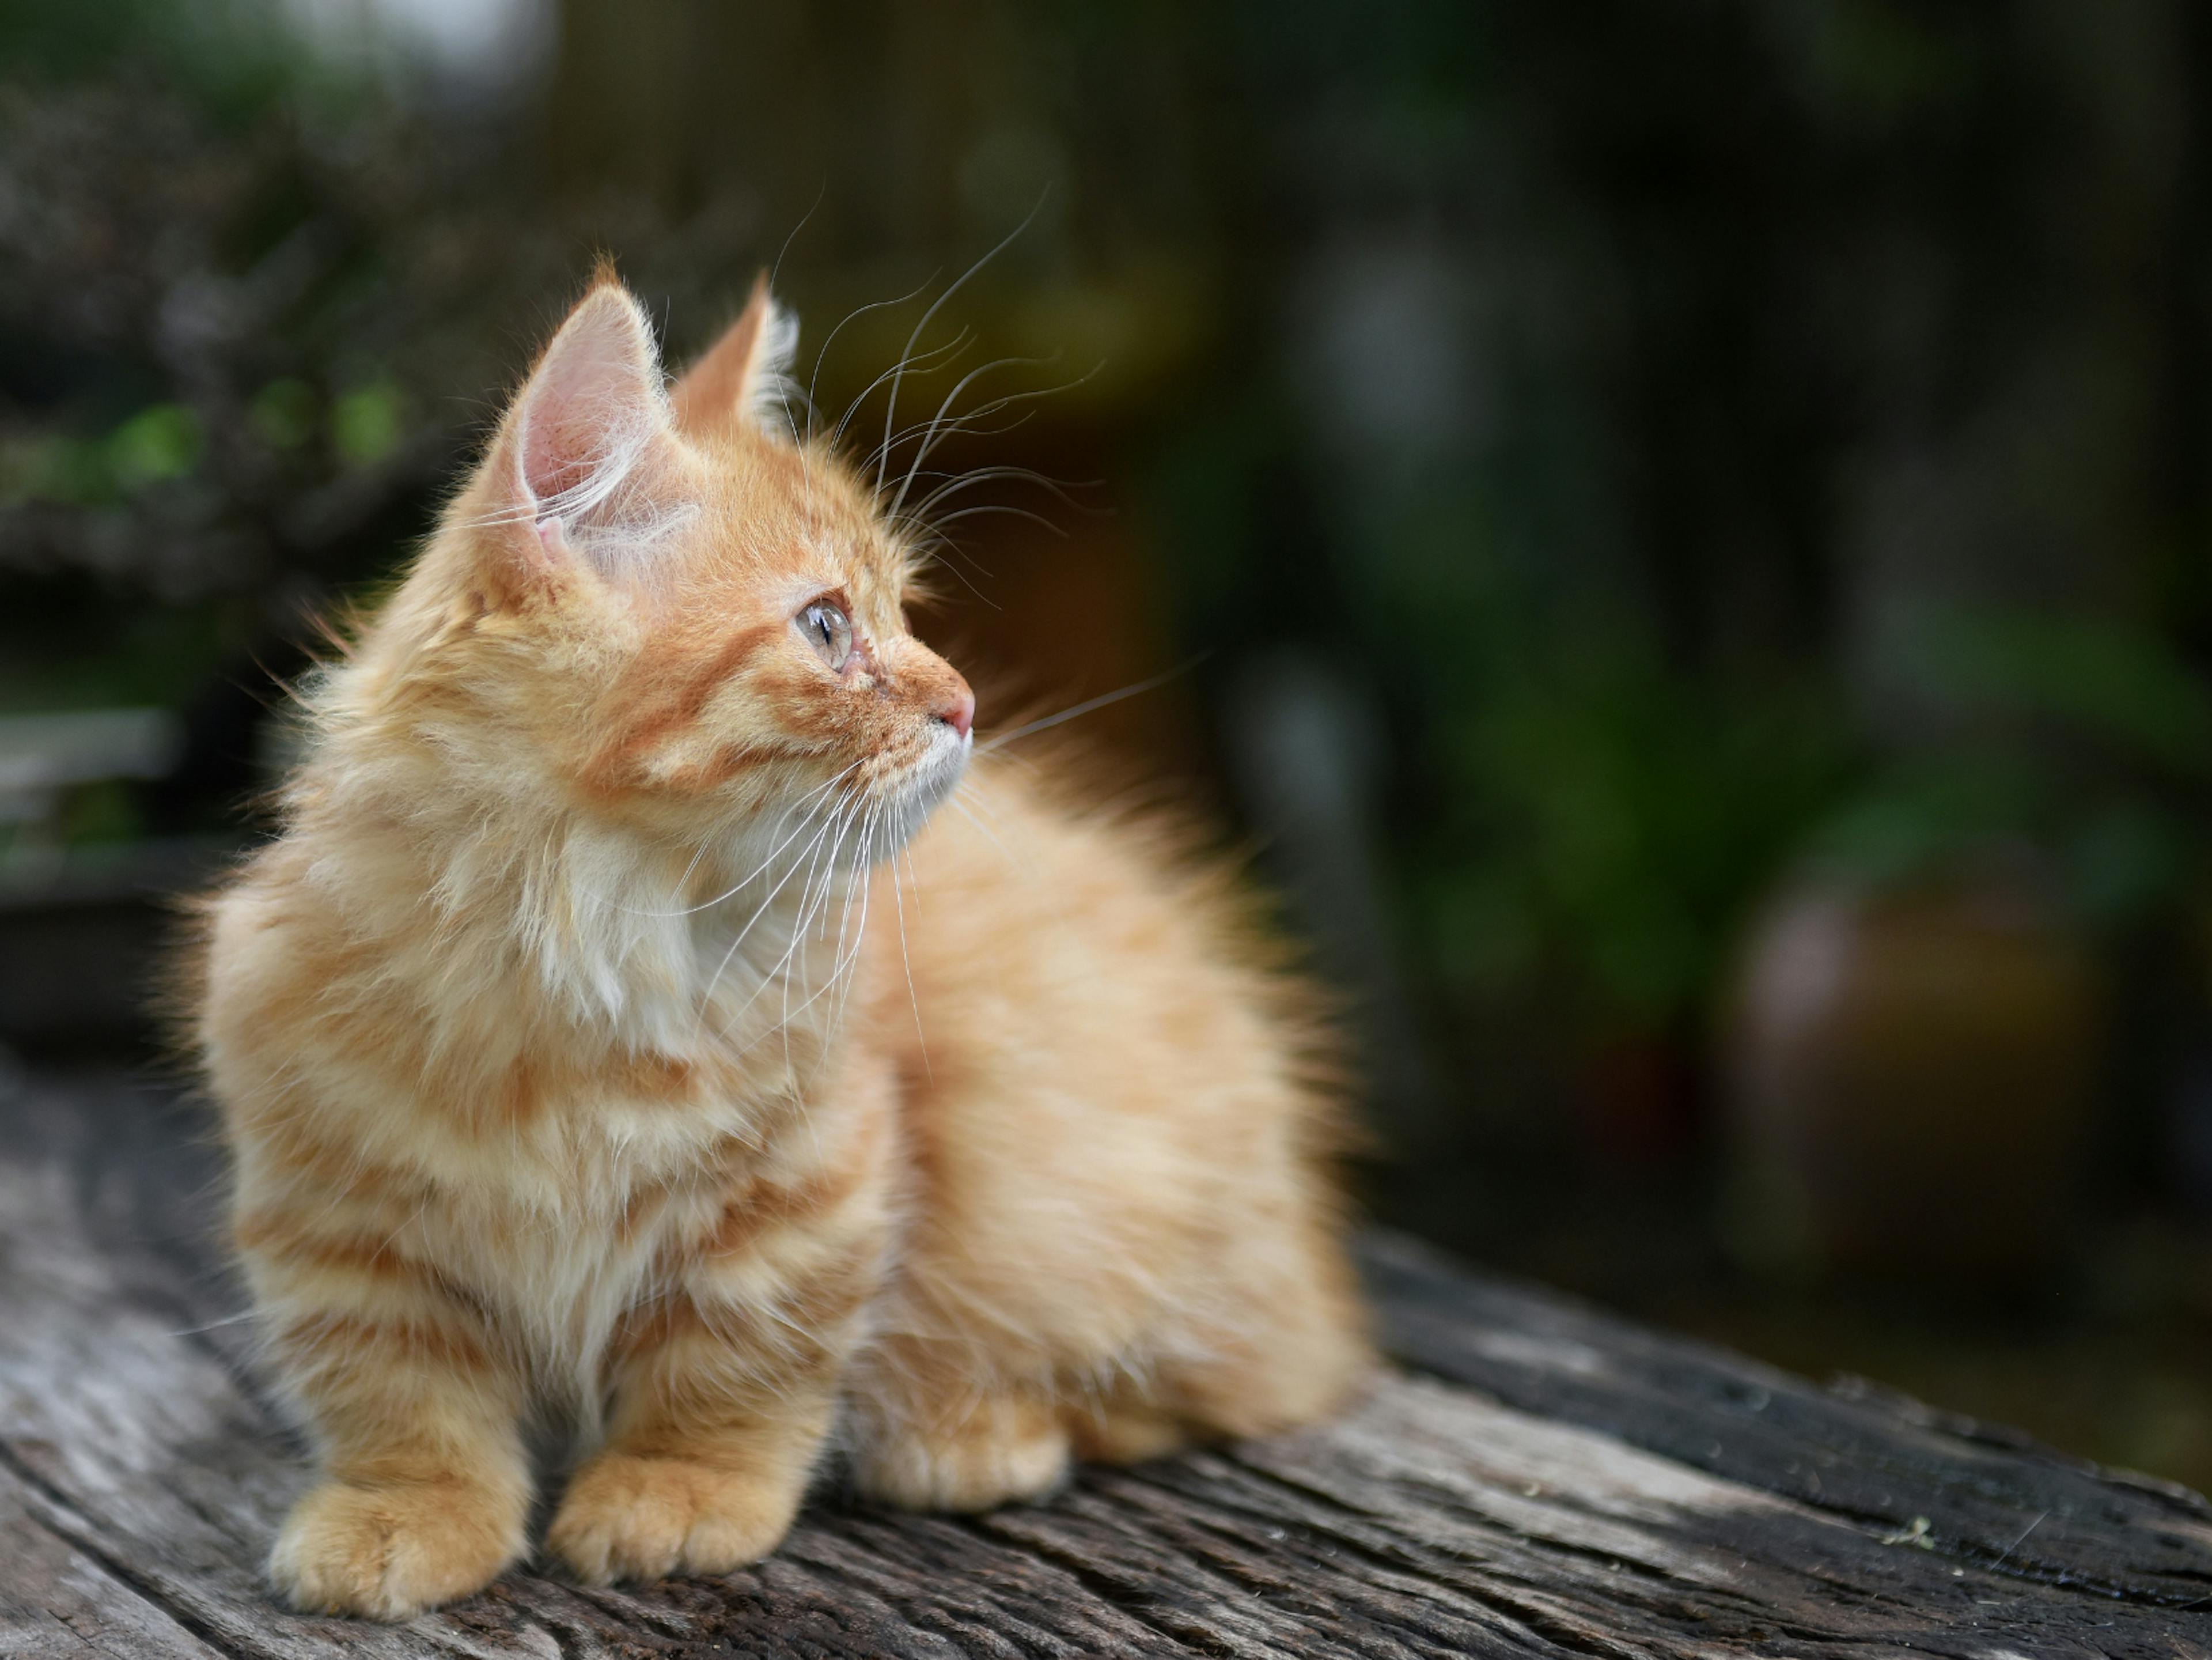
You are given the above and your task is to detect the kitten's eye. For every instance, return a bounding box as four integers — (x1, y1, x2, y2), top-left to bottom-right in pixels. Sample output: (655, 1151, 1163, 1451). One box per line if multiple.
(798, 600, 853, 671)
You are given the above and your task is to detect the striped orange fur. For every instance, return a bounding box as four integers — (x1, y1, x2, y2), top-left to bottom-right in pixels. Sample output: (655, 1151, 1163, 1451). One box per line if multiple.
(191, 270, 1369, 1620)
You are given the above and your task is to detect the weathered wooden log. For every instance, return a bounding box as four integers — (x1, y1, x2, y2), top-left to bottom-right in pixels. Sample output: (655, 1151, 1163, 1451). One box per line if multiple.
(3, 1067, 2209, 1658)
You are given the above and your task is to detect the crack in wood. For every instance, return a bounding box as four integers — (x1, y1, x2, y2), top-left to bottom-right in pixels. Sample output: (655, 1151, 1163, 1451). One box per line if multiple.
(1127, 1462, 1803, 1659)
(952, 1512, 1287, 1659)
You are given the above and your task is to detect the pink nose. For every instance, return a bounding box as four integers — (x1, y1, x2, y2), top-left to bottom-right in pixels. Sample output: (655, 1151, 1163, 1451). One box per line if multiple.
(936, 687, 975, 739)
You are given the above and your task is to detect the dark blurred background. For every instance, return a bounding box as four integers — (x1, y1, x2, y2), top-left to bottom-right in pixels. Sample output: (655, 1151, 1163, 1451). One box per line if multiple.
(9, 0, 2212, 1489)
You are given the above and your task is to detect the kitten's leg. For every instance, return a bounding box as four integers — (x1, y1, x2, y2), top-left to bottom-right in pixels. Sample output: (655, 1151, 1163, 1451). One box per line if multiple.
(252, 1249, 531, 1620)
(547, 1203, 885, 1584)
(850, 1211, 1369, 1510)
(1065, 1375, 1189, 1465)
(1125, 1217, 1374, 1447)
(842, 1234, 1078, 1511)
(845, 1343, 1074, 1511)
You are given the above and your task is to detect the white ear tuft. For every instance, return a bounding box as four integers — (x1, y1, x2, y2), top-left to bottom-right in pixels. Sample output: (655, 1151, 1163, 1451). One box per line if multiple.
(671, 275, 801, 441)
(745, 294, 801, 437)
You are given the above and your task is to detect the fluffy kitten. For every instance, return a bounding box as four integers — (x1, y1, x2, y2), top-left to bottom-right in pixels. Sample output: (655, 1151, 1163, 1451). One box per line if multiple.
(192, 270, 1369, 1620)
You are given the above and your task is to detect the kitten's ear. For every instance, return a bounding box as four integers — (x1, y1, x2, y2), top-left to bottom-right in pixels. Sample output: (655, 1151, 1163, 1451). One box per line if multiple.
(482, 276, 688, 585)
(670, 274, 798, 440)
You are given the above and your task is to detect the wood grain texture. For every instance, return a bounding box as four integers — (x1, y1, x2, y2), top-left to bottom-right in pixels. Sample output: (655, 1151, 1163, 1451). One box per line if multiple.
(2, 1067, 2209, 1658)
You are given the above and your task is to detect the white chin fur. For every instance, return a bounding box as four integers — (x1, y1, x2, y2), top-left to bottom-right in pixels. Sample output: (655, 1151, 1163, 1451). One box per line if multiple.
(884, 725, 971, 845)
(715, 731, 969, 890)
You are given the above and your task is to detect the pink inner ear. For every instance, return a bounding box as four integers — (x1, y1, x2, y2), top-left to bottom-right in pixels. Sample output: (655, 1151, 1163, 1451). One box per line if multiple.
(513, 290, 667, 513)
(520, 358, 624, 504)
(535, 517, 571, 561)
(520, 414, 583, 505)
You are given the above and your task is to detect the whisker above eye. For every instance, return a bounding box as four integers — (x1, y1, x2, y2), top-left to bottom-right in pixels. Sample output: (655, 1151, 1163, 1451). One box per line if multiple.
(884, 353, 1059, 523)
(832, 328, 971, 455)
(806, 272, 941, 448)
(923, 504, 1070, 538)
(905, 464, 1102, 523)
(875, 202, 1046, 494)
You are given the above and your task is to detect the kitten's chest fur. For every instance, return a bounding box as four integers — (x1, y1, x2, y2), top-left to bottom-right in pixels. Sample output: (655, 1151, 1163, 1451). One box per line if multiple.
(395, 1028, 891, 1396)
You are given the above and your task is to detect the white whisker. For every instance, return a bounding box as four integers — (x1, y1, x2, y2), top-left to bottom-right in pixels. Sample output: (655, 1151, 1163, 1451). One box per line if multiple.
(876, 203, 1044, 493)
(885, 354, 1056, 522)
(806, 275, 941, 446)
(693, 800, 842, 1034)
(890, 835, 930, 1080)
(621, 761, 862, 918)
(975, 659, 1203, 755)
(836, 331, 970, 456)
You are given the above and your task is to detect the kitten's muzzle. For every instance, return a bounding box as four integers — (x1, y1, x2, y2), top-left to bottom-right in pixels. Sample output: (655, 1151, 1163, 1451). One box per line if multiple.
(900, 720, 971, 820)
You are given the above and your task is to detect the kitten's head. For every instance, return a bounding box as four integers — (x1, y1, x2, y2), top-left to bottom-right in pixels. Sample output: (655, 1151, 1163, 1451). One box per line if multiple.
(412, 271, 975, 867)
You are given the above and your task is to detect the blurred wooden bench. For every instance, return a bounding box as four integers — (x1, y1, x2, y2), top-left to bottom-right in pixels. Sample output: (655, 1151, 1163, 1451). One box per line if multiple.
(5, 1068, 2209, 1658)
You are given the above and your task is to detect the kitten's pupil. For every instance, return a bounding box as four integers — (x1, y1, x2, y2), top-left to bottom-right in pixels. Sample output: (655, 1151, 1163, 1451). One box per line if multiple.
(802, 600, 853, 671)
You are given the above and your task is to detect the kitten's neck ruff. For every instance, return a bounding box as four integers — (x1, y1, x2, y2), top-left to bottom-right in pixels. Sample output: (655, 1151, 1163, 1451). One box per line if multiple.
(301, 723, 880, 1076)
(486, 804, 881, 1065)
(677, 809, 888, 1059)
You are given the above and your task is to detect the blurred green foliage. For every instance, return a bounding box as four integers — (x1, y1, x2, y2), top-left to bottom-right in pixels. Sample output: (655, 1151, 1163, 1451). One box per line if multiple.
(2, 404, 203, 506)
(1808, 612, 2212, 932)
(331, 381, 408, 468)
(1429, 646, 1855, 1029)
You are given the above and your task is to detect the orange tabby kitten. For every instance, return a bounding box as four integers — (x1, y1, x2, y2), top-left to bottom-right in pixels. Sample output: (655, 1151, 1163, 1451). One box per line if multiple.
(192, 269, 1368, 1620)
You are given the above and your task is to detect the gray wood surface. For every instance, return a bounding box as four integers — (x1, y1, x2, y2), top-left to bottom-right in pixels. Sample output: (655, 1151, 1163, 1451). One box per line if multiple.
(3, 1065, 2209, 1658)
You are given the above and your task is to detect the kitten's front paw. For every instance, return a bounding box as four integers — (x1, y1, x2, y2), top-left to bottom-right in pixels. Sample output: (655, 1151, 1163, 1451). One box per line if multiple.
(547, 1454, 799, 1585)
(268, 1478, 523, 1620)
